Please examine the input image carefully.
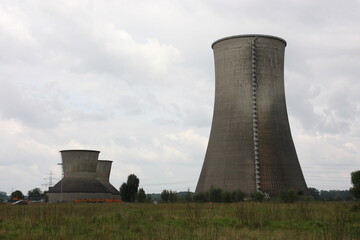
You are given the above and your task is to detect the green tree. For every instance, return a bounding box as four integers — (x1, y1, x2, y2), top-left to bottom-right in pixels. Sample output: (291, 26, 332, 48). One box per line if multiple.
(194, 192, 209, 202)
(120, 183, 130, 202)
(279, 189, 298, 203)
(208, 187, 223, 203)
(28, 188, 42, 201)
(161, 190, 170, 202)
(161, 189, 178, 202)
(251, 192, 264, 202)
(231, 190, 245, 202)
(119, 174, 140, 202)
(308, 187, 320, 200)
(168, 190, 178, 202)
(146, 194, 152, 202)
(127, 174, 139, 202)
(350, 170, 360, 199)
(136, 188, 146, 203)
(11, 190, 24, 200)
(184, 188, 193, 202)
(222, 191, 232, 203)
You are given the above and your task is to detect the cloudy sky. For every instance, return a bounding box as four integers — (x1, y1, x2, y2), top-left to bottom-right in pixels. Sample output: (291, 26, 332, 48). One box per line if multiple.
(0, 0, 359, 195)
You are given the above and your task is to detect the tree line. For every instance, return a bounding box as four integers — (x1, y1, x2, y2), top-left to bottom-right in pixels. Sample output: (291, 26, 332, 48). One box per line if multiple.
(120, 171, 360, 203)
(1, 170, 359, 203)
(0, 188, 44, 203)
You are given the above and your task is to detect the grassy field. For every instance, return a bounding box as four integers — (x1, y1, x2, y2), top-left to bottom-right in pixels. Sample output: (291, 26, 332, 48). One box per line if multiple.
(0, 202, 359, 240)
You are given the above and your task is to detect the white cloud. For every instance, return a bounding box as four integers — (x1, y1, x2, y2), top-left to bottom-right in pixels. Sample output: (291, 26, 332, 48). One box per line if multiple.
(0, 5, 37, 45)
(93, 24, 182, 75)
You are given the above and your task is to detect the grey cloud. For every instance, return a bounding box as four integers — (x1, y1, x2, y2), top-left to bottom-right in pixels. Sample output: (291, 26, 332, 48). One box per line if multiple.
(0, 81, 63, 128)
(0, 0, 359, 193)
(328, 91, 359, 120)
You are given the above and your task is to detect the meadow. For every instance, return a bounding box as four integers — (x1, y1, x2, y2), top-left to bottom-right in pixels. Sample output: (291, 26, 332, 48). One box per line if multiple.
(0, 202, 359, 240)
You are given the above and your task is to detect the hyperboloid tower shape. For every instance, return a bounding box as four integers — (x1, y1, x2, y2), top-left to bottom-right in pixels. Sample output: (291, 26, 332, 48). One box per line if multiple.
(196, 35, 308, 196)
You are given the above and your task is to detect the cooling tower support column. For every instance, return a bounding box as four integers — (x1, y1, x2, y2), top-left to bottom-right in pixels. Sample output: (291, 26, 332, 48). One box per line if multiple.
(196, 34, 308, 196)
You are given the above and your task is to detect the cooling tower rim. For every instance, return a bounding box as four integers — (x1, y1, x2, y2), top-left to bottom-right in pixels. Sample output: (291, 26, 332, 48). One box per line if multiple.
(212, 34, 287, 49)
(60, 149, 100, 153)
(98, 160, 113, 163)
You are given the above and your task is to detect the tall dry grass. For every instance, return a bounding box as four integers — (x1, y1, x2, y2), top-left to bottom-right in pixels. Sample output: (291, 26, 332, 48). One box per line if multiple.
(0, 202, 359, 240)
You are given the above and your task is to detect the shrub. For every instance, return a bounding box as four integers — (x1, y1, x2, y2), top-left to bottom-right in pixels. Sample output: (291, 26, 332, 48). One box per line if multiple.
(10, 190, 24, 200)
(194, 189, 245, 203)
(208, 187, 223, 203)
(279, 189, 298, 203)
(184, 189, 193, 202)
(136, 188, 146, 203)
(251, 192, 264, 202)
(161, 190, 177, 202)
(194, 192, 209, 202)
(222, 191, 232, 203)
(231, 190, 245, 202)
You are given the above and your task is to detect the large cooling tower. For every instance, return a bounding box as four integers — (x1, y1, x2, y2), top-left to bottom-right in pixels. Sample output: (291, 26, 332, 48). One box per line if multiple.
(47, 150, 120, 202)
(196, 35, 308, 196)
(96, 160, 120, 194)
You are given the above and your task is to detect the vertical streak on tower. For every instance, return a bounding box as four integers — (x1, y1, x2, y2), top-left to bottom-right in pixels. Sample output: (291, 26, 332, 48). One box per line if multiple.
(251, 38, 261, 193)
(196, 35, 308, 196)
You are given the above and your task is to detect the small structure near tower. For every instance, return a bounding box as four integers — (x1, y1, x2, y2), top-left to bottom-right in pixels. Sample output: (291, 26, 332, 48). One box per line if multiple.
(47, 150, 120, 203)
(96, 160, 120, 194)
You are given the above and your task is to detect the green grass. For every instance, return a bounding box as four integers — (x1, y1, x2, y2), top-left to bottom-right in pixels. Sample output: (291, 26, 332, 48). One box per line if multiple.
(0, 202, 359, 240)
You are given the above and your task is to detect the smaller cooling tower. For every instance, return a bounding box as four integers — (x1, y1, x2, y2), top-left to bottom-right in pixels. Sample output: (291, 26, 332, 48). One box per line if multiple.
(47, 150, 120, 202)
(96, 160, 120, 195)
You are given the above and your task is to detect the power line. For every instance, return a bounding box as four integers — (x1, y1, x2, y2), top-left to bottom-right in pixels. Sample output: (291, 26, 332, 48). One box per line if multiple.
(42, 171, 59, 189)
(141, 179, 196, 187)
(305, 176, 350, 179)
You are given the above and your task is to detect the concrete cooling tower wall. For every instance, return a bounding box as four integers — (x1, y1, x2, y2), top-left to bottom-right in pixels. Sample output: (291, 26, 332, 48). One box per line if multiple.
(47, 150, 120, 202)
(96, 160, 120, 195)
(196, 34, 308, 196)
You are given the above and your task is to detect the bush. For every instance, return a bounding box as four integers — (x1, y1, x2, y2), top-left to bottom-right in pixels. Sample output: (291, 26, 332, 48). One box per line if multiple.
(222, 191, 232, 203)
(161, 190, 177, 202)
(232, 190, 245, 202)
(208, 187, 223, 203)
(194, 188, 245, 203)
(161, 190, 169, 202)
(251, 192, 264, 202)
(194, 192, 209, 202)
(11, 190, 24, 200)
(28, 188, 42, 201)
(169, 191, 178, 202)
(279, 190, 298, 203)
(136, 188, 146, 203)
(184, 189, 193, 202)
(308, 187, 320, 200)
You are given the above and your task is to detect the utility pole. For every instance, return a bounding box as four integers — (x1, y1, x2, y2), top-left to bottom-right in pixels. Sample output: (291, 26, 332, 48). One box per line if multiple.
(57, 163, 63, 202)
(43, 171, 55, 188)
(42, 171, 59, 189)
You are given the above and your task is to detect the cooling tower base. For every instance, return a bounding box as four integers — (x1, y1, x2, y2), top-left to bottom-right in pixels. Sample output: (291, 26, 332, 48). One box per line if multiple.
(47, 192, 121, 203)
